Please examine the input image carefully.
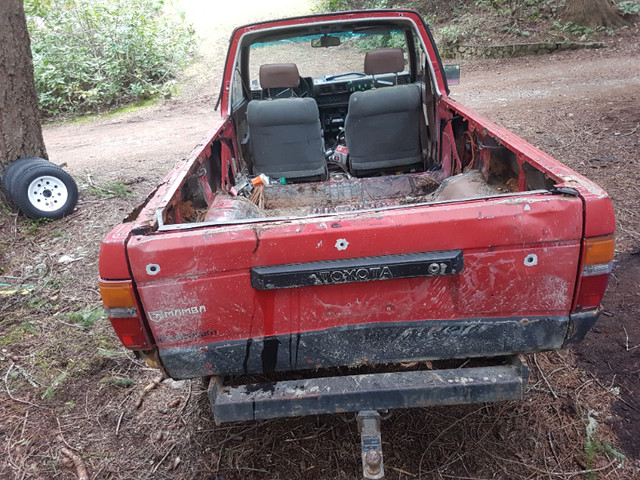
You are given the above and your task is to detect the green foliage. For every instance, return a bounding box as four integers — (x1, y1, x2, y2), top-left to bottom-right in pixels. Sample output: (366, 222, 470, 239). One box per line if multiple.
(41, 387, 55, 400)
(22, 217, 53, 236)
(69, 307, 105, 329)
(618, 0, 640, 15)
(363, 0, 391, 7)
(314, 0, 389, 12)
(20, 321, 40, 335)
(551, 20, 609, 39)
(28, 296, 53, 311)
(0, 322, 40, 345)
(314, 0, 350, 12)
(584, 439, 626, 477)
(501, 24, 531, 36)
(42, 371, 67, 400)
(473, 0, 558, 23)
(97, 347, 125, 357)
(51, 229, 69, 239)
(25, 0, 196, 116)
(100, 376, 135, 387)
(437, 25, 470, 47)
(352, 31, 407, 52)
(583, 410, 626, 478)
(88, 181, 134, 198)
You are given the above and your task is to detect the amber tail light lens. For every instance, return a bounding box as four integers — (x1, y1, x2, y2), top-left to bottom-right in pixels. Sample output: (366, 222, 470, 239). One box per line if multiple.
(573, 235, 615, 312)
(99, 280, 152, 349)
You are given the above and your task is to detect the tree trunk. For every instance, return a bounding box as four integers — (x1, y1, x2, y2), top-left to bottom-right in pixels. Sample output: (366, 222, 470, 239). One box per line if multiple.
(0, 0, 48, 171)
(562, 0, 626, 28)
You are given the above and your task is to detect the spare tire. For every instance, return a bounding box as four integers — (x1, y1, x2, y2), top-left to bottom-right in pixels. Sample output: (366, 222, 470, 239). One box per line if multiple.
(1, 157, 50, 208)
(10, 163, 78, 219)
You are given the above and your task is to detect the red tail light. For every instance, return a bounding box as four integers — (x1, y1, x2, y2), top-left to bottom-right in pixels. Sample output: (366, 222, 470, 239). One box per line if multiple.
(573, 235, 614, 312)
(99, 280, 152, 349)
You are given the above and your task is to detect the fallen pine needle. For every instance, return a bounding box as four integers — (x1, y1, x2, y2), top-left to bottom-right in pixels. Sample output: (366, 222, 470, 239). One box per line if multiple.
(389, 466, 416, 477)
(115, 411, 125, 436)
(153, 445, 176, 473)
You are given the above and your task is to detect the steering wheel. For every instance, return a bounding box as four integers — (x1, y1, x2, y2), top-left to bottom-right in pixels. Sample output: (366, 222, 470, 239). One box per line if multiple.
(297, 76, 313, 97)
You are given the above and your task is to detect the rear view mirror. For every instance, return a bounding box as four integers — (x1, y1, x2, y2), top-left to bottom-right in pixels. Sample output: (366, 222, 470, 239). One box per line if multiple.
(311, 34, 341, 48)
(444, 64, 460, 86)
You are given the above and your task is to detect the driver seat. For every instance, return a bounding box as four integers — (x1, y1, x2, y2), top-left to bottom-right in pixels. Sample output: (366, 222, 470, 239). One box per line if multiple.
(344, 49, 422, 176)
(247, 63, 327, 182)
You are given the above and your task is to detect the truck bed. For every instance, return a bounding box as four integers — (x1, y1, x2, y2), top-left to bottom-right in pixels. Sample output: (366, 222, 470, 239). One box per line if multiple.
(201, 169, 512, 222)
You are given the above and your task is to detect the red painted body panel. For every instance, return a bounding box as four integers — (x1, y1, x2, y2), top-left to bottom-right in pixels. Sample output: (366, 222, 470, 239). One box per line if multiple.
(126, 194, 583, 349)
(99, 223, 135, 280)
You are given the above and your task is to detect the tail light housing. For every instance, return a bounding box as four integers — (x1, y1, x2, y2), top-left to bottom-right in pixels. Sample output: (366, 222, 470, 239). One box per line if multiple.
(573, 235, 614, 312)
(99, 280, 152, 349)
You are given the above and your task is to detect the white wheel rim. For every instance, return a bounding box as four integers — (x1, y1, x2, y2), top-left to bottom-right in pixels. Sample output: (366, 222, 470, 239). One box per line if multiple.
(27, 176, 69, 212)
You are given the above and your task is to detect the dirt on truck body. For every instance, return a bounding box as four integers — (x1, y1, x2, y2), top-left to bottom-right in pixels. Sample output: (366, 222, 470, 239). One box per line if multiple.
(98, 9, 615, 478)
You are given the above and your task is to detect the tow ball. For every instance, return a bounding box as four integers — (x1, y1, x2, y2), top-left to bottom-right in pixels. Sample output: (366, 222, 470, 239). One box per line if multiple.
(357, 411, 385, 479)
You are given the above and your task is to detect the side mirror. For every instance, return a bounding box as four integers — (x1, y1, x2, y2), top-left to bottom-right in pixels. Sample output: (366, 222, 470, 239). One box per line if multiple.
(444, 64, 460, 86)
(311, 34, 341, 48)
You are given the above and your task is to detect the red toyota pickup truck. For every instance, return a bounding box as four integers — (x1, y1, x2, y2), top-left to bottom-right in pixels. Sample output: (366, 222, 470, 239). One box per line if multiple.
(99, 9, 614, 478)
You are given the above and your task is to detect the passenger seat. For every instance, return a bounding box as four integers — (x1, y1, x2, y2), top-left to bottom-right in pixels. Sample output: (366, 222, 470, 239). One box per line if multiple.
(247, 63, 327, 182)
(344, 49, 422, 176)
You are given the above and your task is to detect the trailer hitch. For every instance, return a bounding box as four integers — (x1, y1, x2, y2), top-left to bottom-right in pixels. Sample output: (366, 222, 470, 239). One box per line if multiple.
(357, 411, 384, 479)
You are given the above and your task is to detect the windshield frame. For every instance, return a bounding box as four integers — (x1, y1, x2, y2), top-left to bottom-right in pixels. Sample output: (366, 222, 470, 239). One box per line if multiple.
(224, 14, 439, 113)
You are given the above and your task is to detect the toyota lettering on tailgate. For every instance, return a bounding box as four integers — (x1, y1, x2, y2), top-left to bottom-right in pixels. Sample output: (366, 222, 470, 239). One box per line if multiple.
(251, 250, 463, 290)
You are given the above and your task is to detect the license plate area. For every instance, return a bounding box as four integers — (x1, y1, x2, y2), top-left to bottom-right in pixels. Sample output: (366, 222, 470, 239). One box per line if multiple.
(251, 250, 463, 290)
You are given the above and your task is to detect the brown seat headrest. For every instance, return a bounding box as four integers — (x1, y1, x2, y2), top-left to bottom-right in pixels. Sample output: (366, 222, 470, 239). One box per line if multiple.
(259, 63, 300, 89)
(364, 48, 405, 75)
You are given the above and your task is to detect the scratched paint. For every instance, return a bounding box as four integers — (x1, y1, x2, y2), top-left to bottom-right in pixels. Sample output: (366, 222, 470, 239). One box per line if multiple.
(124, 191, 584, 351)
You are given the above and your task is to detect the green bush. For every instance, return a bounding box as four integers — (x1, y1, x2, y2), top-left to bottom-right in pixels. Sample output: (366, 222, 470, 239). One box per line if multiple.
(618, 0, 640, 15)
(352, 30, 407, 52)
(25, 0, 196, 116)
(436, 24, 470, 47)
(314, 0, 388, 12)
(314, 0, 351, 12)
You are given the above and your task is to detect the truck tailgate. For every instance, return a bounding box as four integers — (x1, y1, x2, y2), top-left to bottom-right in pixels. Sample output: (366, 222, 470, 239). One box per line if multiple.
(126, 192, 583, 378)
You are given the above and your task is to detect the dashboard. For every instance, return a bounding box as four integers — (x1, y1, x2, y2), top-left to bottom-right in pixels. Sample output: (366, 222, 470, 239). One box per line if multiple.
(312, 72, 411, 106)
